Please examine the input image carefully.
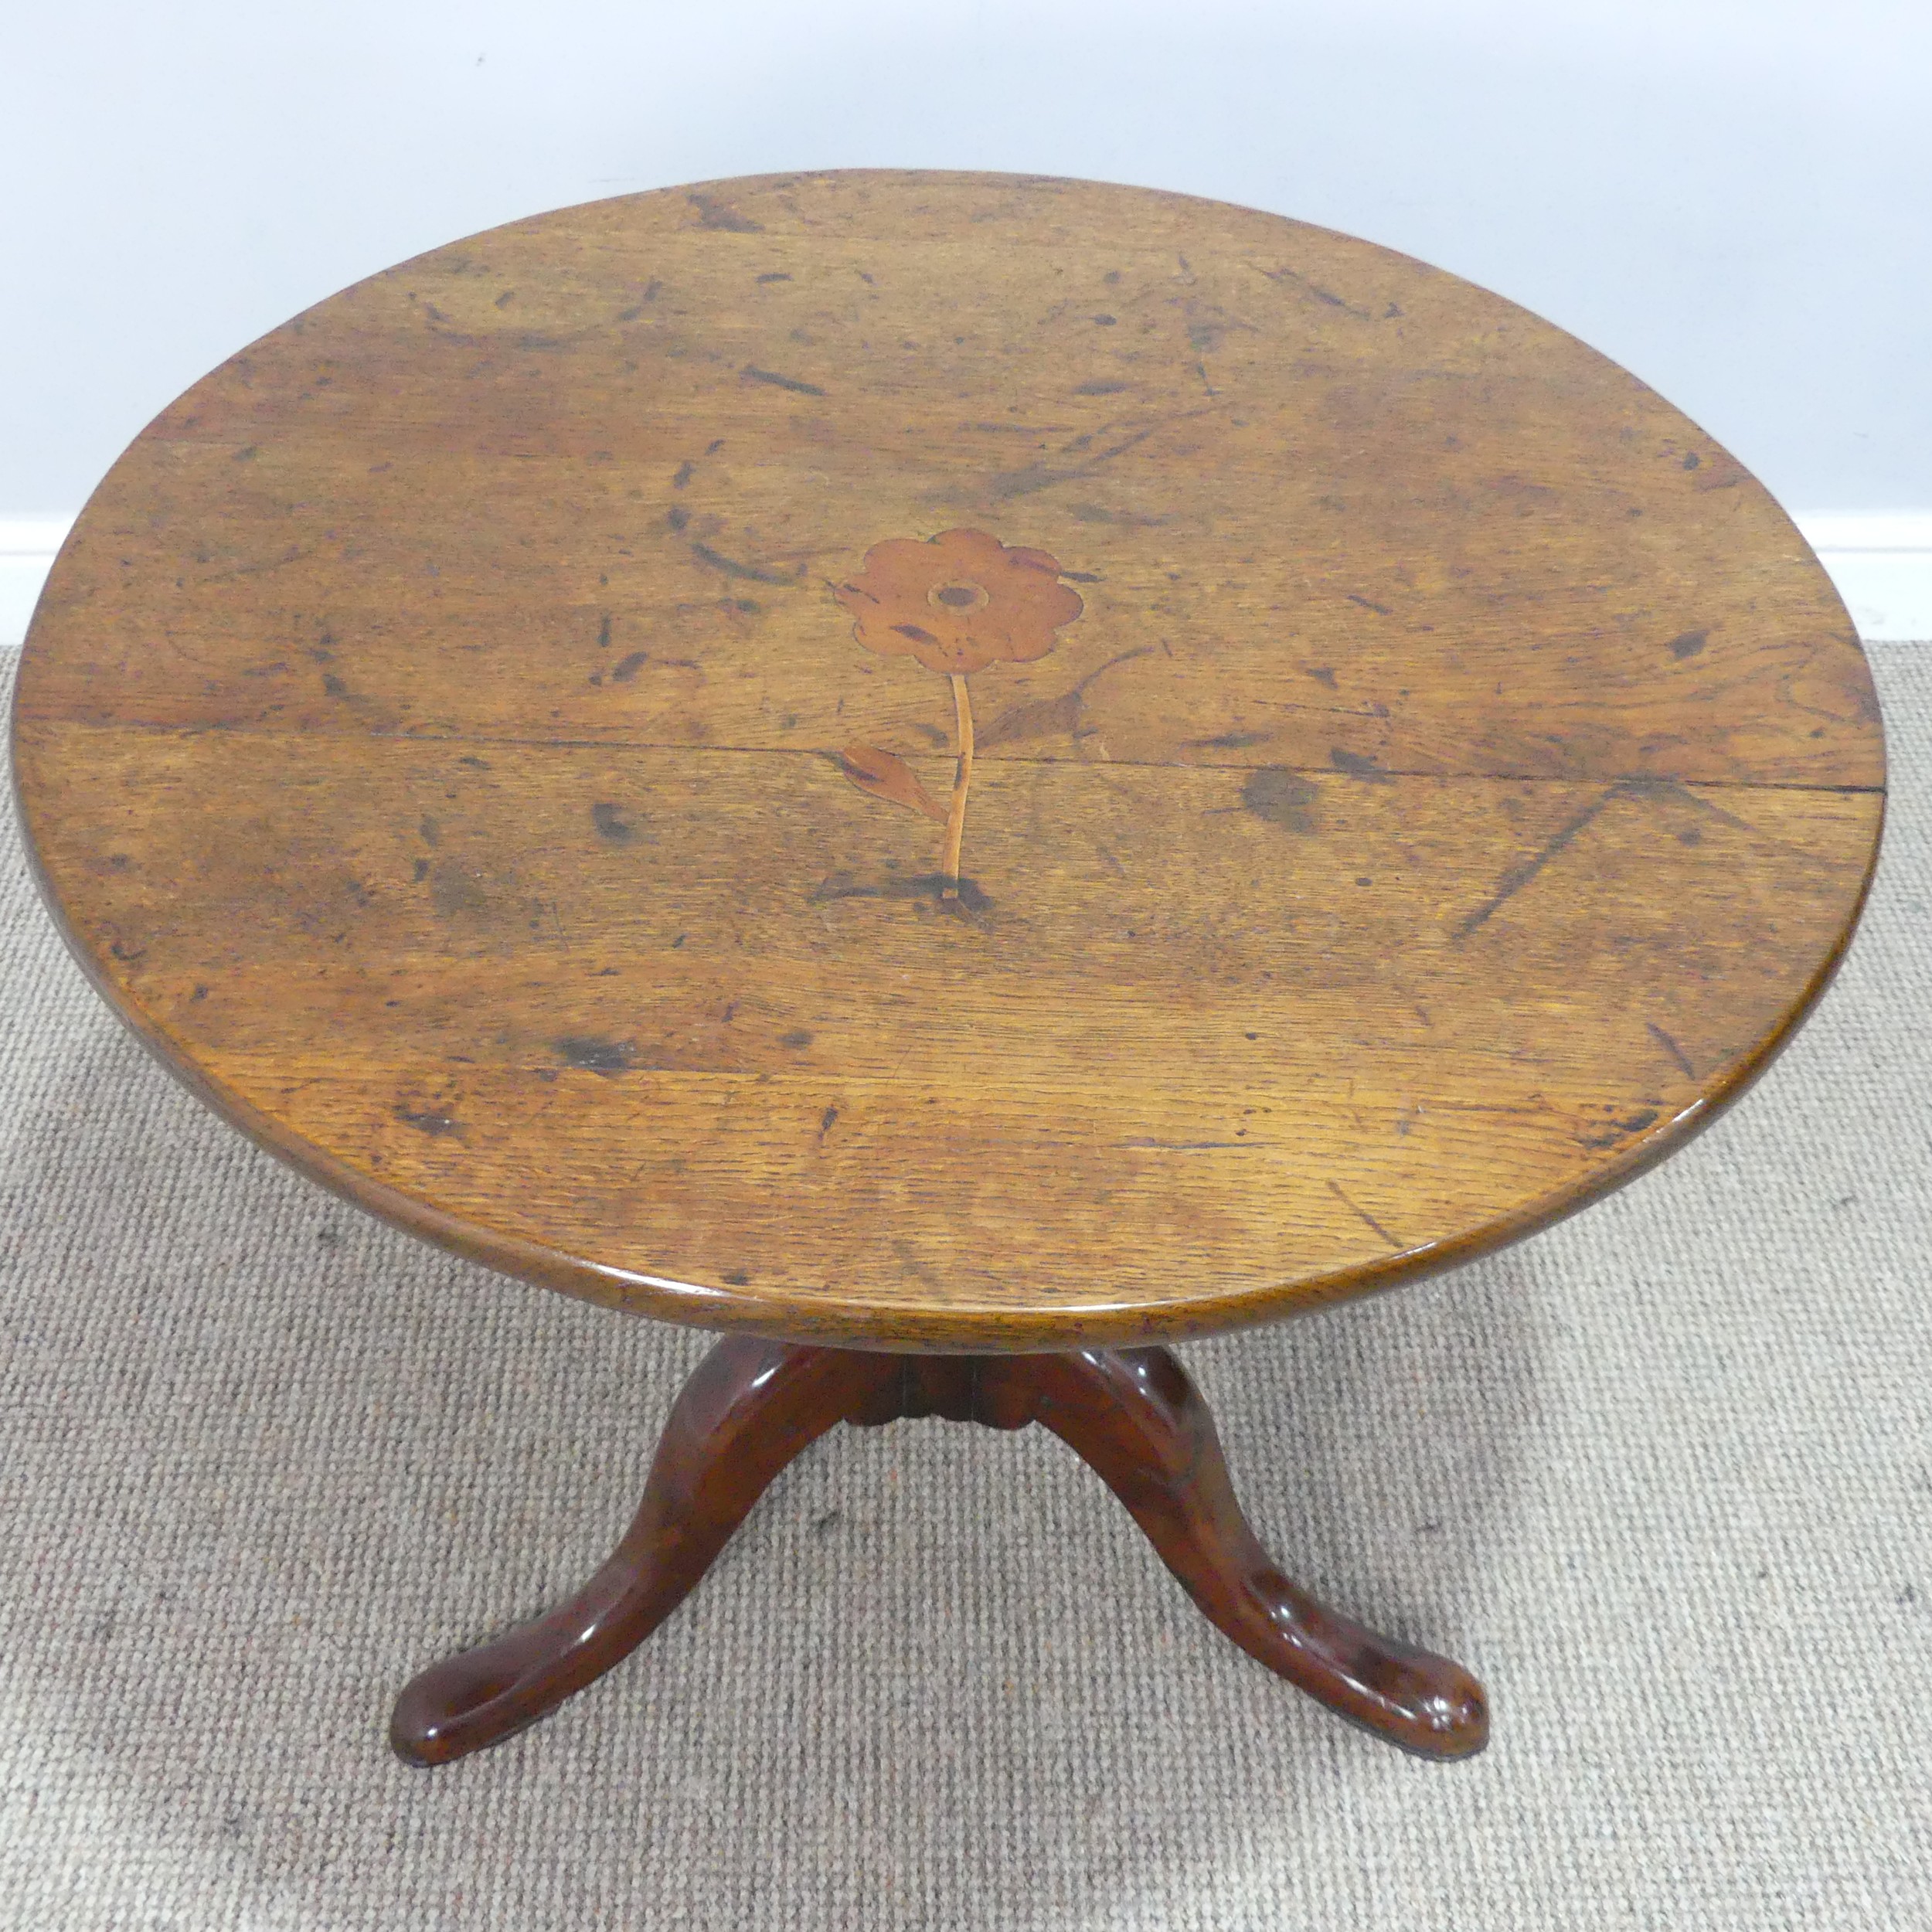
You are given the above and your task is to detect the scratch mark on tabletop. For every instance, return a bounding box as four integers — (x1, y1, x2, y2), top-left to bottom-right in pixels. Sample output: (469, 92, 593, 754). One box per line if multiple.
(691, 540, 802, 586)
(1647, 1022, 1696, 1079)
(1452, 783, 1628, 942)
(1326, 1179, 1400, 1247)
(1121, 1138, 1256, 1152)
(742, 365, 826, 396)
(1246, 261, 1376, 321)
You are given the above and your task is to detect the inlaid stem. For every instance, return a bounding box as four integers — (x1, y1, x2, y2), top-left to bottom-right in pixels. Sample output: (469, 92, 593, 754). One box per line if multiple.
(941, 672, 975, 900)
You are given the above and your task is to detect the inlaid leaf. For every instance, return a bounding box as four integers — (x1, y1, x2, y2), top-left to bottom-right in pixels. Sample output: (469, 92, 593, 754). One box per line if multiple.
(838, 743, 947, 821)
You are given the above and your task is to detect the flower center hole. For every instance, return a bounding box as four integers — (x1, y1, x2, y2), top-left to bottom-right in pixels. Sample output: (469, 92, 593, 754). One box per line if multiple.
(930, 581, 988, 611)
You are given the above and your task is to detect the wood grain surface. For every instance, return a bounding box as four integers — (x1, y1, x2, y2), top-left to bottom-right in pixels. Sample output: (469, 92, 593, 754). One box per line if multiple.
(11, 170, 1885, 1350)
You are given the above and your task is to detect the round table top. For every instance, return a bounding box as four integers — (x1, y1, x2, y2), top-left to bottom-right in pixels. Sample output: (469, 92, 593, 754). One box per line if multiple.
(13, 170, 1884, 1352)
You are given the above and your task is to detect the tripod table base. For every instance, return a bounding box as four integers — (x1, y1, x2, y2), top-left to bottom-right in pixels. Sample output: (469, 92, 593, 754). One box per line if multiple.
(389, 1337, 1488, 1766)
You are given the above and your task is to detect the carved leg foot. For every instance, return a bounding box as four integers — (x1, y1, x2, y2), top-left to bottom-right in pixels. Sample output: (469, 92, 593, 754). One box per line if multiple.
(1008, 1348, 1489, 1760)
(389, 1335, 895, 1766)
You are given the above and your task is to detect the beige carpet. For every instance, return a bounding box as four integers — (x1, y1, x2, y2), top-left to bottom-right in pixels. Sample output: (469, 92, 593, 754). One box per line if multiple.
(2, 645, 1927, 1931)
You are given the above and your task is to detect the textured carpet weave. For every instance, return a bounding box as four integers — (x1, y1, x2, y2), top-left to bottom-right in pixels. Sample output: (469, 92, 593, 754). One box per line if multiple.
(2, 646, 1927, 1931)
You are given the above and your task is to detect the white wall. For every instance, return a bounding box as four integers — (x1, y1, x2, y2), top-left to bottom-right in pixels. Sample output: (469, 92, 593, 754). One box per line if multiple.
(5, 0, 1929, 625)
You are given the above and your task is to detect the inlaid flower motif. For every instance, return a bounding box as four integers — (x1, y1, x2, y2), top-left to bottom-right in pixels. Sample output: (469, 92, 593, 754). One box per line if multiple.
(833, 529, 1085, 903)
(835, 528, 1084, 678)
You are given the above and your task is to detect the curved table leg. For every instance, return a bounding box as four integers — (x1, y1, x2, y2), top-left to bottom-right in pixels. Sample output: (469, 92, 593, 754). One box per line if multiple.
(390, 1334, 896, 1766)
(1014, 1348, 1490, 1760)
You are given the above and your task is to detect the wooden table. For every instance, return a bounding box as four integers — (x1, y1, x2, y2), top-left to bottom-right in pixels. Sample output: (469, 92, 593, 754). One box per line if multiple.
(12, 172, 1884, 1766)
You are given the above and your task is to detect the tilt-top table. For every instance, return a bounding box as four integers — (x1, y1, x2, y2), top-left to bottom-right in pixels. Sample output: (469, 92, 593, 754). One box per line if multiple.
(12, 171, 1884, 1766)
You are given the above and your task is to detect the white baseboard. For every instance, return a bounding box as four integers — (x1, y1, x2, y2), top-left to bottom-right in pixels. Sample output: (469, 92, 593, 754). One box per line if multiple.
(4, 512, 1930, 649)
(1794, 513, 1932, 641)
(2, 520, 74, 650)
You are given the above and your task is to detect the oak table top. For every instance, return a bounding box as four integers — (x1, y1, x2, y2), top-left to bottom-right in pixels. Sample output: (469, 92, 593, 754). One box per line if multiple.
(12, 170, 1885, 1355)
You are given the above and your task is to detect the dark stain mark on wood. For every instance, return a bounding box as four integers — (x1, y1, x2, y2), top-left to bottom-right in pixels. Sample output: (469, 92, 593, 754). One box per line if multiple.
(1073, 380, 1128, 396)
(672, 461, 696, 488)
(978, 686, 1083, 751)
(1330, 747, 1393, 781)
(430, 865, 488, 918)
(1240, 767, 1320, 834)
(419, 815, 441, 847)
(1669, 628, 1709, 658)
(1304, 665, 1338, 689)
(321, 673, 348, 698)
(1682, 452, 1701, 470)
(810, 872, 993, 914)
(818, 1105, 838, 1142)
(691, 541, 800, 586)
(1578, 1108, 1660, 1149)
(666, 504, 689, 531)
(893, 623, 940, 645)
(554, 1036, 638, 1076)
(493, 291, 515, 310)
(412, 857, 432, 883)
(1627, 774, 1757, 835)
(396, 1106, 461, 1138)
(1185, 730, 1272, 750)
(1326, 1179, 1400, 1247)
(597, 613, 612, 648)
(723, 1270, 751, 1287)
(1647, 1022, 1696, 1079)
(190, 984, 209, 1002)
(593, 802, 636, 842)
(977, 647, 1154, 752)
(689, 193, 762, 233)
(779, 1029, 814, 1049)
(1346, 593, 1392, 616)
(757, 272, 792, 284)
(611, 651, 649, 682)
(743, 365, 826, 397)
(457, 755, 489, 769)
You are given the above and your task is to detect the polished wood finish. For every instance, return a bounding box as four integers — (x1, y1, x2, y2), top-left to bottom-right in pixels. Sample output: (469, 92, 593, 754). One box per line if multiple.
(393, 1335, 1486, 1766)
(392, 1335, 888, 1765)
(12, 170, 1885, 1353)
